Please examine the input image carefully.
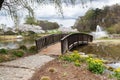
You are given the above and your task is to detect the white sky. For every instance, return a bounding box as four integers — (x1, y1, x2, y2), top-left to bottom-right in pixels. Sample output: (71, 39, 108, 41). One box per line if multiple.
(0, 0, 120, 27)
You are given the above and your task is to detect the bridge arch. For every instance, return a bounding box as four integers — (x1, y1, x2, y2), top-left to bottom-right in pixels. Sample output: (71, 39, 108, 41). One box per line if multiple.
(61, 33, 93, 54)
(35, 33, 93, 54)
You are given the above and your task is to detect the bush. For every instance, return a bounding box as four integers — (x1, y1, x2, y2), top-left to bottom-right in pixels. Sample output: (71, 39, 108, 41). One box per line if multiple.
(74, 60, 81, 67)
(0, 48, 8, 54)
(113, 67, 120, 79)
(29, 46, 37, 53)
(40, 76, 51, 80)
(4, 31, 16, 35)
(107, 22, 120, 34)
(0, 55, 10, 62)
(87, 58, 105, 74)
(48, 67, 57, 73)
(12, 50, 24, 57)
(60, 51, 82, 67)
(60, 51, 81, 62)
(19, 45, 27, 51)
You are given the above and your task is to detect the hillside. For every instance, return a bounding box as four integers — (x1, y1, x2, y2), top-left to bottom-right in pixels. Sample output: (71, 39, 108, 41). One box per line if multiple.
(73, 4, 120, 33)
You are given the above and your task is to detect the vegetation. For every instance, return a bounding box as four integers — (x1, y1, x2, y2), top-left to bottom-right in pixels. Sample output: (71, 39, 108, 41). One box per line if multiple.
(59, 50, 120, 79)
(29, 46, 37, 53)
(4, 31, 16, 35)
(107, 22, 120, 34)
(113, 67, 120, 80)
(60, 51, 106, 74)
(25, 16, 38, 25)
(47, 29, 62, 34)
(48, 67, 57, 73)
(40, 76, 51, 80)
(87, 58, 105, 74)
(38, 20, 59, 30)
(12, 50, 25, 57)
(24, 16, 60, 31)
(0, 48, 8, 54)
(0, 45, 38, 62)
(19, 45, 27, 51)
(0, 55, 11, 62)
(1, 0, 89, 28)
(73, 4, 120, 33)
(30, 50, 115, 80)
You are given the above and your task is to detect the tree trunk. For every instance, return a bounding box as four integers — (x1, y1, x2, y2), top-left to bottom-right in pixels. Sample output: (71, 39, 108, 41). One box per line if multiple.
(0, 0, 4, 10)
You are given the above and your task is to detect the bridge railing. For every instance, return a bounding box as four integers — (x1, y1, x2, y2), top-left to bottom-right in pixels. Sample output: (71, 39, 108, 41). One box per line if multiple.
(35, 34, 67, 51)
(61, 33, 93, 54)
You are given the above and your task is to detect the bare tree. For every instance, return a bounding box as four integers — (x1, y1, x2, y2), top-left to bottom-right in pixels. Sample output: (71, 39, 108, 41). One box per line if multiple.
(0, 0, 92, 29)
(0, 0, 4, 9)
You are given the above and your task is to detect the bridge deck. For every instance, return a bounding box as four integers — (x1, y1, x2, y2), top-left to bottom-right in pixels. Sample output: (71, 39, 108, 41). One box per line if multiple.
(38, 42, 61, 56)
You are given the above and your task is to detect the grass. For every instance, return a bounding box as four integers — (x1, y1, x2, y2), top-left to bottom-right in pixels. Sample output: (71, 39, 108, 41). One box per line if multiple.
(93, 39, 120, 45)
(0, 45, 37, 62)
(0, 35, 18, 40)
(0, 33, 50, 40)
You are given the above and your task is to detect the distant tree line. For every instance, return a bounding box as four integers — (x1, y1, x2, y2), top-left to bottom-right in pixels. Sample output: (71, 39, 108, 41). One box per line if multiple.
(25, 16, 59, 30)
(38, 20, 59, 30)
(73, 4, 120, 33)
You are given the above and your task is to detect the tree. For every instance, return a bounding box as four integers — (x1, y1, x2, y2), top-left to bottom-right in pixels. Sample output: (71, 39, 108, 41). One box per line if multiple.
(107, 22, 120, 34)
(0, 0, 4, 9)
(1, 0, 92, 16)
(73, 4, 120, 32)
(38, 20, 59, 30)
(0, 0, 94, 31)
(25, 16, 38, 25)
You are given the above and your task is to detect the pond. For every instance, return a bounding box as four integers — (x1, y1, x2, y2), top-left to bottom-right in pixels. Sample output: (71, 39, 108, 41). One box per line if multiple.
(0, 38, 35, 49)
(75, 40, 120, 68)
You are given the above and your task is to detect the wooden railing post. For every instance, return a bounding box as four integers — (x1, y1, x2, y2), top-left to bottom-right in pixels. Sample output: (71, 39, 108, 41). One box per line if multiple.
(61, 33, 93, 54)
(35, 33, 93, 54)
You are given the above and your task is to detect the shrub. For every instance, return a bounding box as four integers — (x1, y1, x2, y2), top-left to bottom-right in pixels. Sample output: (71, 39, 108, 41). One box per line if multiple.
(0, 55, 10, 62)
(48, 67, 57, 73)
(4, 31, 16, 35)
(29, 46, 37, 53)
(63, 72, 68, 77)
(12, 50, 24, 57)
(0, 48, 8, 54)
(40, 76, 51, 80)
(113, 67, 120, 80)
(19, 45, 27, 51)
(87, 58, 105, 74)
(107, 22, 120, 34)
(74, 60, 81, 67)
(60, 52, 81, 62)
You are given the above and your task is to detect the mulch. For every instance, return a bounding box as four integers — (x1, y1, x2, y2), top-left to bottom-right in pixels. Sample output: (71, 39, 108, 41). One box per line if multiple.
(30, 59, 114, 80)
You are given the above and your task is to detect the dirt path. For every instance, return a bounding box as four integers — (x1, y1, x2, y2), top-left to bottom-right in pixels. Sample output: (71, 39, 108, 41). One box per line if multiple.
(39, 43, 61, 56)
(0, 43, 61, 80)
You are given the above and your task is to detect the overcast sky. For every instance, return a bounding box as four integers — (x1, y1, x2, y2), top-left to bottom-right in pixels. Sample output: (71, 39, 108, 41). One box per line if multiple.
(0, 0, 120, 28)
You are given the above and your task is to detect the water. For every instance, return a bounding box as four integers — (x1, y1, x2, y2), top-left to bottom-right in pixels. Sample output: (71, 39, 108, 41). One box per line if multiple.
(0, 39, 35, 49)
(90, 25, 108, 39)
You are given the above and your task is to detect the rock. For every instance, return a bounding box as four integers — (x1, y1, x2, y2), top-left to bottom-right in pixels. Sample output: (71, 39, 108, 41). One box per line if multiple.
(87, 54, 97, 58)
(81, 55, 89, 58)
(79, 52, 85, 55)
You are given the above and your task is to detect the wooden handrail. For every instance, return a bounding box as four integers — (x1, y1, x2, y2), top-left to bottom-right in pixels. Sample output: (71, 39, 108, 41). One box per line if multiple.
(61, 33, 93, 54)
(35, 33, 93, 54)
(35, 34, 67, 52)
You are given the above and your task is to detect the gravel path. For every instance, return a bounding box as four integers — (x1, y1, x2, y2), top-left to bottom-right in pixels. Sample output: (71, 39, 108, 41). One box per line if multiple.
(0, 54, 54, 80)
(0, 42, 61, 80)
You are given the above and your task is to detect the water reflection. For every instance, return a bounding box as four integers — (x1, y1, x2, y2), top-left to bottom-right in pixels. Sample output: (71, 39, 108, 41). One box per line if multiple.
(0, 38, 35, 49)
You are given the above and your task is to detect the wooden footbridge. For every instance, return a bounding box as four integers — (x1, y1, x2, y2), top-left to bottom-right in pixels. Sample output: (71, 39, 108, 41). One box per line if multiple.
(35, 33, 93, 55)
